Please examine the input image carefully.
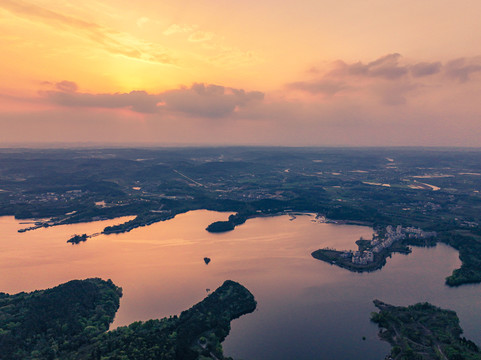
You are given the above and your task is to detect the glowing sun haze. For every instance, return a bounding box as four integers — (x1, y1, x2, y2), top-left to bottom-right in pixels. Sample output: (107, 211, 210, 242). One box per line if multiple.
(1, 0, 481, 146)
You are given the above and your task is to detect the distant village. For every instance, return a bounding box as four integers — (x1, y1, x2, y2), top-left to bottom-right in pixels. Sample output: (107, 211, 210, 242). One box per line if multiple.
(340, 225, 437, 265)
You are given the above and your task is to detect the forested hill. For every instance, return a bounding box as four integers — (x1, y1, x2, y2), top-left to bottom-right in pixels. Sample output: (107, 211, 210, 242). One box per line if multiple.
(0, 278, 122, 360)
(0, 279, 256, 360)
(91, 280, 257, 360)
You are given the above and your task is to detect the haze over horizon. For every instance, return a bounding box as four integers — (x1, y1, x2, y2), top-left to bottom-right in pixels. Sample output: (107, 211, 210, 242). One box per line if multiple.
(1, 0, 481, 147)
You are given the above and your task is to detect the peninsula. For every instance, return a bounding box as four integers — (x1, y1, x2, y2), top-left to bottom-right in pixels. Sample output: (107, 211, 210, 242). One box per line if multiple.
(0, 279, 256, 360)
(371, 300, 481, 360)
(312, 225, 436, 272)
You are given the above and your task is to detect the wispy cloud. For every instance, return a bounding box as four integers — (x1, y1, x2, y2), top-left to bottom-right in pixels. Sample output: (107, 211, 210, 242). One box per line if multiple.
(161, 22, 258, 67)
(0, 0, 176, 64)
(188, 31, 214, 43)
(136, 17, 150, 29)
(163, 24, 197, 36)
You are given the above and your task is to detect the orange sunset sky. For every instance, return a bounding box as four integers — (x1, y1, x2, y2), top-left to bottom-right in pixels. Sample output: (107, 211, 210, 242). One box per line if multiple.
(1, 0, 481, 146)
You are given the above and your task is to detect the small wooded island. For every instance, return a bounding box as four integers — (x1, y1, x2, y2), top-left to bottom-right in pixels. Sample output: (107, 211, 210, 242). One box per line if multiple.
(66, 233, 88, 244)
(371, 300, 481, 360)
(206, 213, 248, 233)
(312, 225, 436, 273)
(0, 278, 256, 360)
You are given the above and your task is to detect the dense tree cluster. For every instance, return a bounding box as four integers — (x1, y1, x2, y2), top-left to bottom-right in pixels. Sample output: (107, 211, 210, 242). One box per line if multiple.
(0, 278, 122, 360)
(0, 279, 256, 360)
(372, 300, 481, 360)
(90, 280, 256, 360)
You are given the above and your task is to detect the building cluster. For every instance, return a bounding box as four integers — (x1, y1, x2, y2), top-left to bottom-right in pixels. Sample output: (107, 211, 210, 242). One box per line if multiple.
(341, 225, 437, 266)
(370, 225, 404, 253)
(403, 226, 437, 239)
(9, 189, 85, 205)
(350, 250, 374, 265)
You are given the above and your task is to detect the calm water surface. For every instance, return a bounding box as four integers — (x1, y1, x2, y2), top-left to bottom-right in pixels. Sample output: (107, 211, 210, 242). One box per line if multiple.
(0, 211, 480, 360)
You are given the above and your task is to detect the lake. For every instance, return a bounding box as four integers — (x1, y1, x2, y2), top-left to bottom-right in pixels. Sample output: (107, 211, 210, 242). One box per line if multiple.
(0, 211, 480, 359)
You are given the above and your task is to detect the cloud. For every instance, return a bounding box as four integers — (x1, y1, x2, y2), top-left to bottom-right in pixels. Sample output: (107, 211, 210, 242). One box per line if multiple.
(41, 82, 264, 118)
(161, 22, 257, 67)
(6, 81, 481, 147)
(373, 82, 418, 106)
(410, 62, 442, 77)
(162, 24, 214, 43)
(6, 53, 481, 147)
(136, 17, 150, 28)
(55, 81, 78, 93)
(326, 54, 481, 83)
(161, 83, 264, 118)
(286, 79, 347, 95)
(287, 54, 417, 105)
(163, 24, 197, 36)
(287, 54, 481, 107)
(188, 31, 214, 42)
(445, 57, 481, 82)
(0, 0, 176, 64)
(336, 53, 409, 80)
(43, 89, 162, 113)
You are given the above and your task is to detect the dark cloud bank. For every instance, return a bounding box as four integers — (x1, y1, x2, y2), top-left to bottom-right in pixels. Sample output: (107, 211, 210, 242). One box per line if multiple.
(288, 54, 481, 96)
(41, 82, 264, 117)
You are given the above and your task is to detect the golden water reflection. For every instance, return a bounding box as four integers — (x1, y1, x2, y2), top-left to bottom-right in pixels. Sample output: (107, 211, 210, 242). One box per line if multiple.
(0, 212, 371, 325)
(0, 211, 479, 360)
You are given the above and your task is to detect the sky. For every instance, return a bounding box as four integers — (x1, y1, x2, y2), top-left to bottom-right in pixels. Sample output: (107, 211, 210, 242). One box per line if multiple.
(1, 0, 481, 147)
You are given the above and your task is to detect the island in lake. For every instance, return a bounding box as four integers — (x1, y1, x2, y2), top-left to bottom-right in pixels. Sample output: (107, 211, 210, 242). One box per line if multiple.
(67, 233, 88, 244)
(371, 300, 481, 360)
(206, 213, 248, 233)
(312, 225, 436, 272)
(0, 278, 256, 360)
